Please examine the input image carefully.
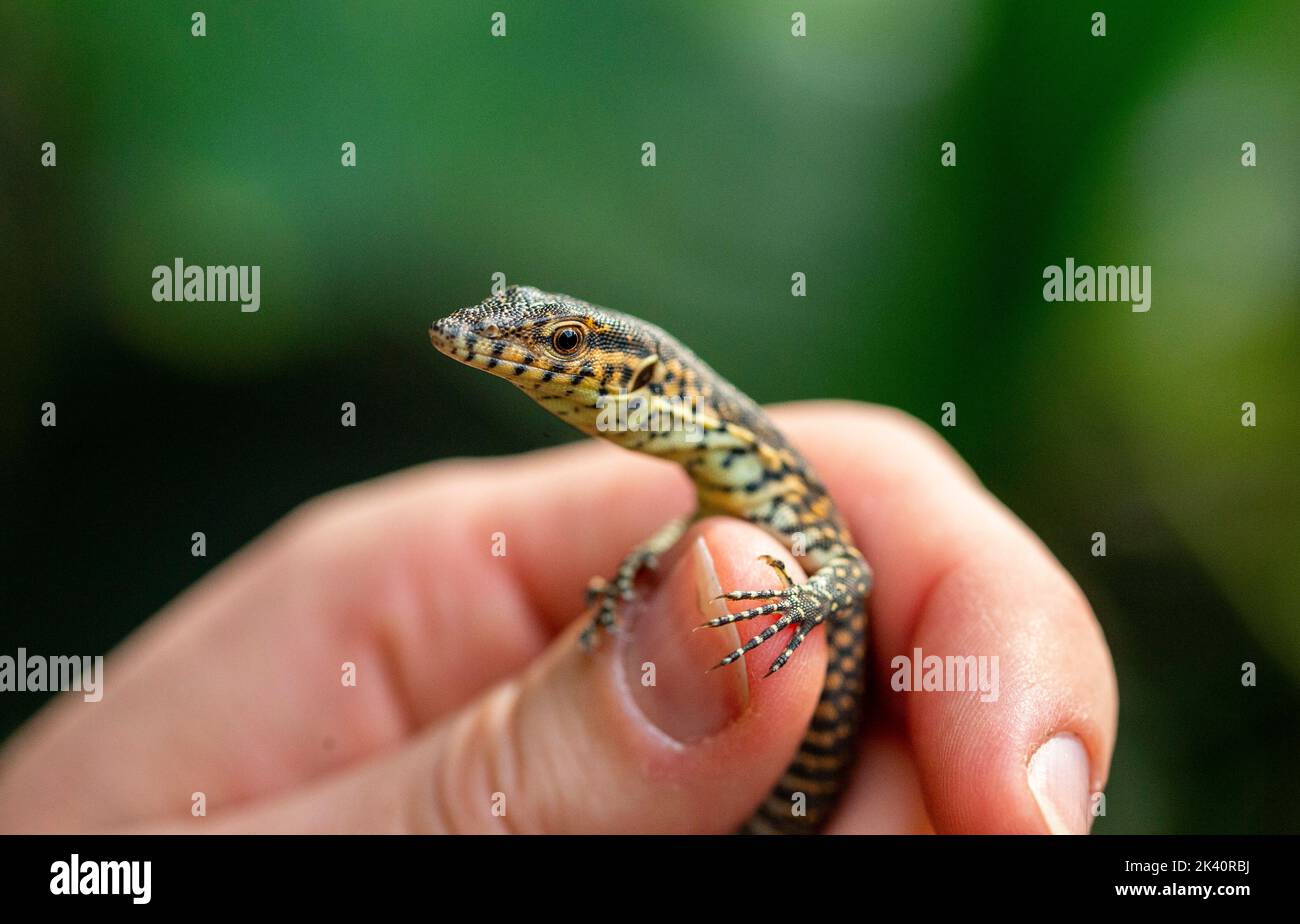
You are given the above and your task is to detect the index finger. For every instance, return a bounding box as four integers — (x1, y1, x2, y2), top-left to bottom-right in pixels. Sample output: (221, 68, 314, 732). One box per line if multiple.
(770, 402, 1118, 833)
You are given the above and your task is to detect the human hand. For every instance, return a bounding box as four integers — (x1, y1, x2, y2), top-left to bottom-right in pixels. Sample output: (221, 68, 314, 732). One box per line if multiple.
(0, 402, 1116, 834)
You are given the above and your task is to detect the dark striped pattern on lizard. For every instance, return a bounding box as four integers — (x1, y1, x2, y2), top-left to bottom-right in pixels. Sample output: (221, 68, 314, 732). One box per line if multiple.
(429, 285, 871, 834)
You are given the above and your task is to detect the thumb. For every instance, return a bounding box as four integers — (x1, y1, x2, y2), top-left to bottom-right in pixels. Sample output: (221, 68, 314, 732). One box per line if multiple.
(193, 518, 828, 834)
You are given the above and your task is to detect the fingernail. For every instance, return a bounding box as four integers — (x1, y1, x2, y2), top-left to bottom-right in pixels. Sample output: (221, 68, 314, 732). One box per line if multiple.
(1027, 732, 1091, 834)
(625, 537, 749, 742)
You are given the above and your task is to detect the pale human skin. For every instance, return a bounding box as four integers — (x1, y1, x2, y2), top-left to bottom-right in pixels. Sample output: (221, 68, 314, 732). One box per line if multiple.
(0, 403, 1117, 834)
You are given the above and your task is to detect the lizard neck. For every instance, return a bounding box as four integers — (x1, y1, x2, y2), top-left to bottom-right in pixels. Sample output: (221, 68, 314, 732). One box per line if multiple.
(582, 391, 719, 457)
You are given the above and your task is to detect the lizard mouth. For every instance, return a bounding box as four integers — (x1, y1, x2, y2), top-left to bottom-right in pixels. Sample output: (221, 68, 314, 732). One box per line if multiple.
(429, 316, 534, 374)
(428, 317, 483, 364)
(428, 316, 459, 348)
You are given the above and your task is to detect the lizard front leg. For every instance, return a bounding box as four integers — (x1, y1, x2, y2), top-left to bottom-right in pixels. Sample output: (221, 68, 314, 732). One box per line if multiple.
(579, 515, 692, 648)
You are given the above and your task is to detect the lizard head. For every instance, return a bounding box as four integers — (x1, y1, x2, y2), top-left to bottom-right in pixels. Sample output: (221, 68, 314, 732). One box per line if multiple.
(430, 286, 663, 426)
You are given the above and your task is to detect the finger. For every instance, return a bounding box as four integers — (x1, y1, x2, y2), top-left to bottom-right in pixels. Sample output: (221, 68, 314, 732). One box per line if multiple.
(0, 446, 685, 833)
(173, 518, 826, 834)
(773, 402, 1118, 834)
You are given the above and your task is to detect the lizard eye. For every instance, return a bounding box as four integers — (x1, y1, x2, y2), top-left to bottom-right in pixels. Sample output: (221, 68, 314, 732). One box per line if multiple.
(551, 324, 584, 356)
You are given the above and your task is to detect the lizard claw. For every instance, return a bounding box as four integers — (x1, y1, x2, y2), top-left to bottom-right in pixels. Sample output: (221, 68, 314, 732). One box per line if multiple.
(757, 554, 794, 590)
(703, 581, 832, 676)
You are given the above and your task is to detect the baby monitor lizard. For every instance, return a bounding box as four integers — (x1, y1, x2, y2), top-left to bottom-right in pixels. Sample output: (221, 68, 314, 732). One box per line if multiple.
(430, 285, 870, 834)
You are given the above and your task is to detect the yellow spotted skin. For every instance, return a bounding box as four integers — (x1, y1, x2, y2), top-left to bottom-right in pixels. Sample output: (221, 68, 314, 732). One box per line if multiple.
(431, 286, 871, 834)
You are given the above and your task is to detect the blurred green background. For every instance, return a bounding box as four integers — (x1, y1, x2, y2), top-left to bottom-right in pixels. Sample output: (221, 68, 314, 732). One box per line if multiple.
(1, 1, 1296, 832)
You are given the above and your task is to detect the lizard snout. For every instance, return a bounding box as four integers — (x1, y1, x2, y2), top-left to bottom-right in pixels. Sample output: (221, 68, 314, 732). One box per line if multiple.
(428, 316, 468, 353)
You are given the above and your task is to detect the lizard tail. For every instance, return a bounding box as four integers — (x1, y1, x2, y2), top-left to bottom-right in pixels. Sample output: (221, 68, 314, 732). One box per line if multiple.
(738, 605, 868, 834)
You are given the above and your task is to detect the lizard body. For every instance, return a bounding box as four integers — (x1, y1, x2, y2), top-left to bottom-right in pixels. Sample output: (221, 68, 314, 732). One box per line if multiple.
(430, 285, 870, 833)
